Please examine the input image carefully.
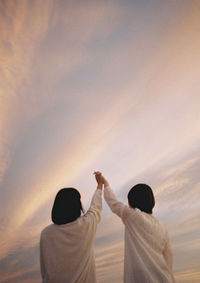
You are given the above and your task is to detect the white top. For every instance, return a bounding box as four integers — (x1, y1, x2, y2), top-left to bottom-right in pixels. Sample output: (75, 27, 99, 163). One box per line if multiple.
(40, 189, 102, 283)
(104, 186, 175, 283)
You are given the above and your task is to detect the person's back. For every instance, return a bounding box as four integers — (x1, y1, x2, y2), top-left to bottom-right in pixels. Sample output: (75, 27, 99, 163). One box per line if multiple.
(123, 207, 174, 282)
(102, 175, 175, 283)
(40, 208, 100, 283)
(40, 173, 103, 283)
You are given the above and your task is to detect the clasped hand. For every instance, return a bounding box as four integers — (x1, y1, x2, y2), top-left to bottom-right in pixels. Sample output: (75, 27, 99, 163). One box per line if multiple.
(94, 171, 109, 189)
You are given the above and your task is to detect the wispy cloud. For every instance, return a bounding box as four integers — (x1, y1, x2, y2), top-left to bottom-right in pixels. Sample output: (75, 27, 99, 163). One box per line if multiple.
(0, 0, 53, 184)
(175, 269, 200, 283)
(0, 0, 200, 282)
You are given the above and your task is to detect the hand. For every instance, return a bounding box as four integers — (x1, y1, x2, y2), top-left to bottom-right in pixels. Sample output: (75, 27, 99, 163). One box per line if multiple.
(101, 175, 110, 187)
(94, 171, 103, 190)
(94, 171, 102, 184)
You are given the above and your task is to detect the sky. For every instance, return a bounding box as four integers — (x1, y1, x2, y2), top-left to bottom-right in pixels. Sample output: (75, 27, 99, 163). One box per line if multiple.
(0, 0, 200, 282)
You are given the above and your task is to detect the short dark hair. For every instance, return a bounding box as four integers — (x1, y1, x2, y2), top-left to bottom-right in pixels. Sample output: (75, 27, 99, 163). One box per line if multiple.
(128, 184, 155, 214)
(51, 188, 83, 225)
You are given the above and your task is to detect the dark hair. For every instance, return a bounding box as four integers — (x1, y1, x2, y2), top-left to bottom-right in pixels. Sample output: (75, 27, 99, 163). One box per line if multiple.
(51, 188, 83, 225)
(128, 184, 155, 214)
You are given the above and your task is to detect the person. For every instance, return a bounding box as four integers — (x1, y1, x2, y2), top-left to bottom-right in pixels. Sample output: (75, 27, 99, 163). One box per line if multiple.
(40, 172, 103, 283)
(101, 173, 175, 283)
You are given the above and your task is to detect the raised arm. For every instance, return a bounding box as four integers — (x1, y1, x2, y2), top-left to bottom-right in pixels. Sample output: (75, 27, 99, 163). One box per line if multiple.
(102, 175, 131, 221)
(83, 172, 103, 224)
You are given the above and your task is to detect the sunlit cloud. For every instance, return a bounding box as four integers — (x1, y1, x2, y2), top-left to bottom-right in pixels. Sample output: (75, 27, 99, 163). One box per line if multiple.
(0, 0, 200, 282)
(175, 269, 200, 283)
(0, 0, 53, 184)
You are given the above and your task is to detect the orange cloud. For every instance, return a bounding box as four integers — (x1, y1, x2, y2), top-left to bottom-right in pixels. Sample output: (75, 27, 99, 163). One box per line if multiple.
(175, 269, 200, 283)
(0, 1, 200, 282)
(0, 0, 53, 184)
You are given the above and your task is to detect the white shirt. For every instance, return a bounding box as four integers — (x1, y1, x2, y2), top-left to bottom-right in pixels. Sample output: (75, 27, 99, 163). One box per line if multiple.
(40, 189, 102, 283)
(104, 186, 175, 283)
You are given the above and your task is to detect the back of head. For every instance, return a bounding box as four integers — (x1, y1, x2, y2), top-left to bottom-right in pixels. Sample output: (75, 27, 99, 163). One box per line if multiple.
(51, 188, 83, 225)
(128, 184, 155, 214)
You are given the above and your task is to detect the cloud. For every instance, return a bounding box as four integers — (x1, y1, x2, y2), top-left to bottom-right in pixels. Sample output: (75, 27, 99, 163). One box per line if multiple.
(0, 243, 40, 283)
(0, 0, 53, 184)
(175, 269, 200, 283)
(0, 0, 126, 257)
(0, 0, 200, 282)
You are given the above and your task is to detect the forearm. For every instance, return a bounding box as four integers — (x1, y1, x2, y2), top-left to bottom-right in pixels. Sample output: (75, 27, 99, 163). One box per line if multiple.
(103, 179, 110, 188)
(102, 177, 118, 210)
(104, 185, 118, 204)
(104, 186, 125, 218)
(89, 188, 102, 211)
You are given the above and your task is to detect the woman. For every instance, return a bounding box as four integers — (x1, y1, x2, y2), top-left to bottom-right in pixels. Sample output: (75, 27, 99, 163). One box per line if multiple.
(40, 172, 103, 283)
(101, 173, 175, 283)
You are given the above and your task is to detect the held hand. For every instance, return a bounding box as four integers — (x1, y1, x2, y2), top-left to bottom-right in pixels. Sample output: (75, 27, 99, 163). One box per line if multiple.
(101, 175, 110, 187)
(94, 171, 103, 190)
(94, 171, 102, 184)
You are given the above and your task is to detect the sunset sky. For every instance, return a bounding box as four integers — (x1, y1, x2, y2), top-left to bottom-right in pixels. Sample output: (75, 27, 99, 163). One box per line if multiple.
(0, 0, 200, 282)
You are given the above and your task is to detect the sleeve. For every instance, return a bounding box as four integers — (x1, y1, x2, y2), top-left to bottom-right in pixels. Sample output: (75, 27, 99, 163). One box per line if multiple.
(104, 186, 132, 223)
(39, 235, 45, 280)
(163, 231, 174, 273)
(83, 189, 102, 224)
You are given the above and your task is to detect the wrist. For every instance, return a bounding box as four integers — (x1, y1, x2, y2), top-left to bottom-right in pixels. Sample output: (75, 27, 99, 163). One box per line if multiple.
(104, 183, 109, 188)
(97, 183, 103, 190)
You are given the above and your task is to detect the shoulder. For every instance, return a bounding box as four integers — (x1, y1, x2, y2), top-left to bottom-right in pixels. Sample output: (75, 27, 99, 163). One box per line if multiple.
(152, 217, 170, 242)
(125, 208, 158, 225)
(122, 207, 142, 223)
(40, 224, 54, 238)
(126, 207, 143, 218)
(161, 222, 170, 240)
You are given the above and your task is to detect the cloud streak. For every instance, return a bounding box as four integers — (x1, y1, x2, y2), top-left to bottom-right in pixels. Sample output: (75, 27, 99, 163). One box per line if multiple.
(0, 0, 200, 282)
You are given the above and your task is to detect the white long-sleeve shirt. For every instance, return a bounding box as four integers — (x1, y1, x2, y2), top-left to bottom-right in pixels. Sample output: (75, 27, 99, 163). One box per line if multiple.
(104, 186, 175, 283)
(40, 189, 102, 283)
